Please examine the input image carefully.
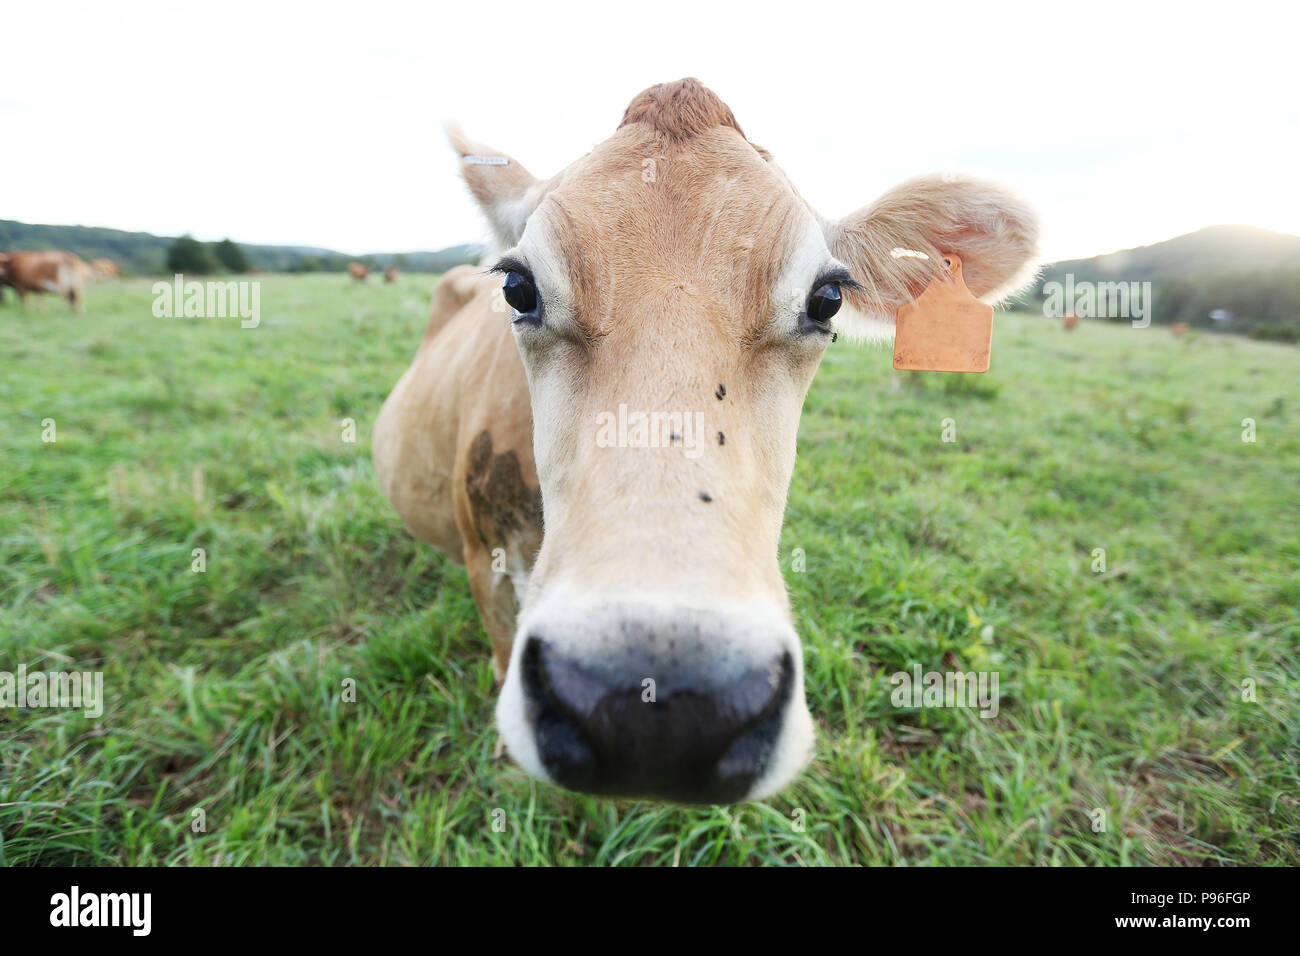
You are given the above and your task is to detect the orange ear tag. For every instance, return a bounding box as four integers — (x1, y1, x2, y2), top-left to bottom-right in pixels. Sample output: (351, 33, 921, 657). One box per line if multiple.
(892, 253, 994, 373)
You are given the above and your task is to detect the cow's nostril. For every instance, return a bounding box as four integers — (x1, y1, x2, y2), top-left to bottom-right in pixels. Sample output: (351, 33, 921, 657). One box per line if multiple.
(521, 635, 793, 803)
(521, 637, 599, 792)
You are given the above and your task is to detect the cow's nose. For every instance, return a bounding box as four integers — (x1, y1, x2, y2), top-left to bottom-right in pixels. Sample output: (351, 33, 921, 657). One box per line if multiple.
(520, 635, 793, 803)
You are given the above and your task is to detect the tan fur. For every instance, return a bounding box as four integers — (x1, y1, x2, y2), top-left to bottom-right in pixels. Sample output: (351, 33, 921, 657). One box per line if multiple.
(347, 262, 369, 280)
(375, 78, 1040, 701)
(373, 265, 541, 678)
(619, 77, 746, 142)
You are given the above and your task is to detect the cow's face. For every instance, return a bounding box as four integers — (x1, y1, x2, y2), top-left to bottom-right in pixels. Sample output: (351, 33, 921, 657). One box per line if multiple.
(457, 79, 1038, 803)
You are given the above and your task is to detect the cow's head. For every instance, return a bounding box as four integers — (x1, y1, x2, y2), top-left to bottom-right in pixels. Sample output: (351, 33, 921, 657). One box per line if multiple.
(455, 79, 1038, 803)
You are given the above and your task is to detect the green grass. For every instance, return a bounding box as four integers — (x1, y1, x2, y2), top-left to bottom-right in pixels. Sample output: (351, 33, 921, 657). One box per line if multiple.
(1, 274, 1297, 866)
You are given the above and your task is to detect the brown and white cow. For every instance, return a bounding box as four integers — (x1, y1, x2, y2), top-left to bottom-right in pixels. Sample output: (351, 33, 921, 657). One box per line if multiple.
(347, 262, 370, 281)
(0, 250, 87, 312)
(373, 79, 1039, 803)
(384, 266, 399, 283)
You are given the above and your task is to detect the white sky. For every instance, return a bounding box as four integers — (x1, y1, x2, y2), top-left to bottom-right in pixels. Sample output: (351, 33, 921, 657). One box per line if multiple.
(2, 0, 1297, 262)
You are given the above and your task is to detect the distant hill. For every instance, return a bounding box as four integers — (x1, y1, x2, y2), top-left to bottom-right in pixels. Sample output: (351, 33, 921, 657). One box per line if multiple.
(0, 219, 482, 276)
(1041, 225, 1300, 283)
(1014, 225, 1300, 341)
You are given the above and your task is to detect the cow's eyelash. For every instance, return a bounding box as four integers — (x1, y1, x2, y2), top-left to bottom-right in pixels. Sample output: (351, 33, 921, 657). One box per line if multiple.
(812, 267, 861, 293)
(488, 256, 533, 283)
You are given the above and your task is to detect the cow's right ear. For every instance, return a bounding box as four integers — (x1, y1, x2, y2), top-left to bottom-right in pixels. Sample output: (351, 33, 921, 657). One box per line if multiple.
(446, 122, 558, 249)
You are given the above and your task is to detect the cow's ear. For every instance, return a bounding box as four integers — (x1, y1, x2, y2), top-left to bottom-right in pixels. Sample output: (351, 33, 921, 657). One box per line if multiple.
(446, 122, 559, 249)
(823, 174, 1040, 342)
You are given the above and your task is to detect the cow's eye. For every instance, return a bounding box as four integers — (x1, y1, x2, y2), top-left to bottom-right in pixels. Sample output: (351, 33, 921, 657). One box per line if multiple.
(502, 270, 538, 316)
(802, 281, 842, 332)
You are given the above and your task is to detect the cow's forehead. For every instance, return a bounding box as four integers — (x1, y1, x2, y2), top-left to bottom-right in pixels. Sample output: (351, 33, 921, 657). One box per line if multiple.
(527, 124, 814, 340)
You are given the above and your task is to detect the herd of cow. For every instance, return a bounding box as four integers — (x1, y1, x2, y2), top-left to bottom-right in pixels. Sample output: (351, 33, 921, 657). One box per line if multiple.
(0, 252, 403, 312)
(0, 250, 117, 311)
(348, 262, 401, 283)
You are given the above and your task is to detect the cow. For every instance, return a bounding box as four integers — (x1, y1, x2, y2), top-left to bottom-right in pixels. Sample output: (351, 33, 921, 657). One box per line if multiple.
(384, 266, 399, 283)
(1063, 312, 1079, 331)
(0, 250, 87, 312)
(372, 79, 1039, 804)
(1171, 322, 1190, 336)
(89, 258, 119, 279)
(347, 262, 369, 281)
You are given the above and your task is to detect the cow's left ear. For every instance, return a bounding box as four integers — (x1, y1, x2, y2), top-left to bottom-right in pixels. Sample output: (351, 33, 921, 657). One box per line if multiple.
(446, 122, 560, 249)
(824, 174, 1040, 342)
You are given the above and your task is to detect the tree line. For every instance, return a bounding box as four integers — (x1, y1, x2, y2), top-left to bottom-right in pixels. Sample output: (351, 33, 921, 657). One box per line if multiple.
(166, 236, 249, 274)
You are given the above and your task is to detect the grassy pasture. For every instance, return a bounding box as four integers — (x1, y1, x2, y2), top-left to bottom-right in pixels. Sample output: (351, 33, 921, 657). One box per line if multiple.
(1, 274, 1296, 866)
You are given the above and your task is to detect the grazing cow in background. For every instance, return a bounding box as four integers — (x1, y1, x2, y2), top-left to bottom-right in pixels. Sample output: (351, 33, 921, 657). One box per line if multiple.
(1171, 322, 1190, 336)
(0, 250, 87, 312)
(90, 258, 119, 279)
(347, 262, 369, 281)
(1063, 312, 1079, 331)
(384, 266, 399, 283)
(373, 78, 1039, 803)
